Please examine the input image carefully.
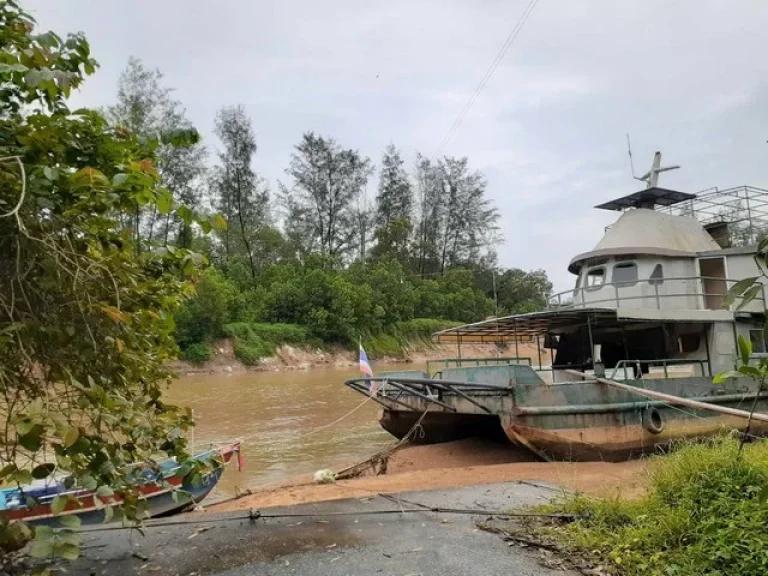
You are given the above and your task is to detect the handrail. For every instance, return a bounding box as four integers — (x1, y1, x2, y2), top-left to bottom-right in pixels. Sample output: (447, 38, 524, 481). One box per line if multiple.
(427, 357, 532, 372)
(609, 358, 710, 380)
(547, 275, 766, 311)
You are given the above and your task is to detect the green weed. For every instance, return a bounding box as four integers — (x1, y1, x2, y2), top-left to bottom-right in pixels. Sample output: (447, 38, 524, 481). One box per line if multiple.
(542, 436, 768, 576)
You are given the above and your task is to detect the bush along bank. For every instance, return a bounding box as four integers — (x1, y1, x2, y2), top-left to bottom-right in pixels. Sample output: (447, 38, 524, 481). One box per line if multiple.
(535, 436, 768, 576)
(171, 261, 533, 366)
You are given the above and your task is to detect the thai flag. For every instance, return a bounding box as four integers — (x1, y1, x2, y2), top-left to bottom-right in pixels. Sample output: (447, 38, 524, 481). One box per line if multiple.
(359, 344, 376, 395)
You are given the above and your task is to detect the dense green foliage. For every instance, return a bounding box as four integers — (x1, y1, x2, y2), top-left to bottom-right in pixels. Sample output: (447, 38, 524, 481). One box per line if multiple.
(173, 257, 545, 362)
(544, 437, 768, 576)
(0, 0, 216, 563)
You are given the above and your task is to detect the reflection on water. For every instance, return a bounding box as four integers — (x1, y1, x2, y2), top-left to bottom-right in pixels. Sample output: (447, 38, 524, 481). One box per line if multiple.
(164, 364, 411, 498)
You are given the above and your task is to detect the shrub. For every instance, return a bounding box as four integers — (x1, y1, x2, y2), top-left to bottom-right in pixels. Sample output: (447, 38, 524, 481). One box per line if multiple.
(542, 436, 768, 576)
(223, 322, 317, 365)
(181, 342, 212, 364)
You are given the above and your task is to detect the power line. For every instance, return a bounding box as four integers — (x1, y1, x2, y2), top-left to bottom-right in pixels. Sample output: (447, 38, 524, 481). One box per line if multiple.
(434, 0, 540, 158)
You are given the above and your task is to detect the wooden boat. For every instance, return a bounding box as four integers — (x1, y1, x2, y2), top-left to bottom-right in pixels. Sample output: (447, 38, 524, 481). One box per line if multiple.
(0, 441, 241, 525)
(345, 155, 768, 461)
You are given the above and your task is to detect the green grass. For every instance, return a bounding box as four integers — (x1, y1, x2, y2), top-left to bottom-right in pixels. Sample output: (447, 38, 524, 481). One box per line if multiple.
(541, 436, 768, 576)
(363, 318, 460, 357)
(222, 322, 319, 366)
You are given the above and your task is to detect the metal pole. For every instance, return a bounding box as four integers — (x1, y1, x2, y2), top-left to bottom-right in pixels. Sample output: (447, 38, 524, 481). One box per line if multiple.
(745, 186, 755, 244)
(565, 369, 768, 423)
(703, 325, 712, 377)
(537, 334, 543, 371)
(457, 334, 462, 360)
(513, 317, 520, 360)
(586, 313, 595, 369)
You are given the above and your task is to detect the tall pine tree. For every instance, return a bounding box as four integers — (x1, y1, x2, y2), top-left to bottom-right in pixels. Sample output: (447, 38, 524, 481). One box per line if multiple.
(281, 132, 372, 262)
(213, 105, 269, 278)
(372, 144, 413, 263)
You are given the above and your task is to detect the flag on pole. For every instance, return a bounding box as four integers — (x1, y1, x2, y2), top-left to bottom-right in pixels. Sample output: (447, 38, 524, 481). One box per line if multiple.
(359, 343, 377, 395)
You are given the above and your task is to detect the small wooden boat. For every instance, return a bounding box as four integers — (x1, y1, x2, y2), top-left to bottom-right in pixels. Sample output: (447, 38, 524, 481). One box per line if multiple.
(345, 157, 768, 461)
(0, 441, 241, 526)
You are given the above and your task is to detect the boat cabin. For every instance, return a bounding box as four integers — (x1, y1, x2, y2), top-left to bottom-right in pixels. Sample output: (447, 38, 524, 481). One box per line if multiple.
(436, 180, 768, 382)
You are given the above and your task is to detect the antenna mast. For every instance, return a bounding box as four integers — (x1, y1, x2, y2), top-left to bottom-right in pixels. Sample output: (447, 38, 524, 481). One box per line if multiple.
(626, 133, 638, 180)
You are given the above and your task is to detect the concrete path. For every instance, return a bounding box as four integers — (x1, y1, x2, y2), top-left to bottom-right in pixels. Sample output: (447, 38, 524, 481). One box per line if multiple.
(71, 482, 577, 576)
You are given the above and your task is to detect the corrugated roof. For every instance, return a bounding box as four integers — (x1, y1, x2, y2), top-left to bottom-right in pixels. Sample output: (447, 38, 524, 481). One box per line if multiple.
(433, 308, 621, 343)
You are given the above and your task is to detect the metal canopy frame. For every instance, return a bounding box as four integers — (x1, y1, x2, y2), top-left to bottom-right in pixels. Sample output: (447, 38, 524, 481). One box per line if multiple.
(433, 308, 623, 343)
(595, 187, 696, 211)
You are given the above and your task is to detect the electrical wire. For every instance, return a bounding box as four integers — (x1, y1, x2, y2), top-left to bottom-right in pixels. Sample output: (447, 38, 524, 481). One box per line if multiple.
(434, 0, 540, 157)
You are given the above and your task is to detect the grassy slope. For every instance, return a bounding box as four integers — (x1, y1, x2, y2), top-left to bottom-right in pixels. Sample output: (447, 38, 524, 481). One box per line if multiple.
(540, 437, 768, 576)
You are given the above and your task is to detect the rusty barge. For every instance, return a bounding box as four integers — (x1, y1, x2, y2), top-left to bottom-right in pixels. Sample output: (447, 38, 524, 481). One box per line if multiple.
(345, 154, 768, 461)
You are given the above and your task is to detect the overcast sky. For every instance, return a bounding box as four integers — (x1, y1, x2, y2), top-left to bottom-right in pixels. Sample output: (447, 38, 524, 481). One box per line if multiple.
(24, 0, 768, 291)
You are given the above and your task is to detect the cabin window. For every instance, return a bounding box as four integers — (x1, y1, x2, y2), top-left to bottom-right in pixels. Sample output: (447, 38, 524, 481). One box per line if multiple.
(612, 262, 638, 286)
(678, 333, 700, 353)
(649, 263, 664, 285)
(750, 329, 766, 354)
(585, 267, 605, 289)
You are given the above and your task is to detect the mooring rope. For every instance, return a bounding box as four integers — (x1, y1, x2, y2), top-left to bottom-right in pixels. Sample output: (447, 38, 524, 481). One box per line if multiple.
(74, 494, 575, 533)
(305, 392, 378, 436)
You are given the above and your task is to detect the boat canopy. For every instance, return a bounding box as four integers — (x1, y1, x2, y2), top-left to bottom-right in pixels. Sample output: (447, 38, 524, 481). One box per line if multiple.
(433, 308, 624, 343)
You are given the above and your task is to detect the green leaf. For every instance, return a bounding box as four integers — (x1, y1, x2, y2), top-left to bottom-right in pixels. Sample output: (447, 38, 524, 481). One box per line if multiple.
(0, 63, 29, 73)
(58, 514, 81, 528)
(51, 495, 68, 515)
(63, 426, 79, 448)
(725, 277, 759, 307)
(55, 530, 81, 546)
(13, 469, 33, 485)
(77, 474, 97, 491)
(156, 188, 172, 214)
(42, 166, 58, 181)
(737, 285, 764, 311)
(24, 68, 42, 88)
(739, 334, 753, 366)
(19, 425, 44, 452)
(103, 504, 114, 523)
(0, 463, 18, 479)
(713, 370, 742, 384)
(738, 365, 763, 378)
(95, 485, 114, 499)
(29, 538, 55, 558)
(213, 213, 227, 231)
(54, 541, 80, 561)
(112, 173, 129, 186)
(31, 463, 55, 480)
(34, 525, 55, 540)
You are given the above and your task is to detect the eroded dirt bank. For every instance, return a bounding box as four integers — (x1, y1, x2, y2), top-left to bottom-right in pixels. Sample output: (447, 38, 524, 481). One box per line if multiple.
(171, 340, 549, 374)
(209, 439, 648, 512)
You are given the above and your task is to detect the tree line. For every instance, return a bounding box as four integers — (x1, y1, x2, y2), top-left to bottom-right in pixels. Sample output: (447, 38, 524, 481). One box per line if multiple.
(109, 58, 552, 361)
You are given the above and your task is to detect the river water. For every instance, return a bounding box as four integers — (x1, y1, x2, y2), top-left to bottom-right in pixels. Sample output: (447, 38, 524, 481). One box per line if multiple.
(164, 364, 412, 498)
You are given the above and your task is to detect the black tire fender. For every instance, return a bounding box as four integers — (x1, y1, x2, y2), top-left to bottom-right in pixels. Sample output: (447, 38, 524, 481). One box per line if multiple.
(642, 407, 665, 434)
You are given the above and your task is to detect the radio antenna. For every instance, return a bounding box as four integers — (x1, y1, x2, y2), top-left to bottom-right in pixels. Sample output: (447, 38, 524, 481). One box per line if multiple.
(626, 133, 638, 180)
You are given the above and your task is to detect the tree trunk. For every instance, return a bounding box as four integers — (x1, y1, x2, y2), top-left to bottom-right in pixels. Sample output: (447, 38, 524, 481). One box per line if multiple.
(235, 168, 256, 279)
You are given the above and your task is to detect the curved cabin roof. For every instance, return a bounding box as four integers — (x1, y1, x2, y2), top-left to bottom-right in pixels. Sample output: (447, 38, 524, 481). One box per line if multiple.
(569, 209, 720, 273)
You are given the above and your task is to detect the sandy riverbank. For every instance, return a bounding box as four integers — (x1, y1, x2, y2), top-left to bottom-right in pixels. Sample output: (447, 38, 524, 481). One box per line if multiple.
(171, 340, 549, 374)
(209, 439, 649, 512)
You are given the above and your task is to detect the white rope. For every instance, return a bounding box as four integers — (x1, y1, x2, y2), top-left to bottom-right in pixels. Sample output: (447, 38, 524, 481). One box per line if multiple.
(0, 156, 26, 225)
(305, 392, 377, 436)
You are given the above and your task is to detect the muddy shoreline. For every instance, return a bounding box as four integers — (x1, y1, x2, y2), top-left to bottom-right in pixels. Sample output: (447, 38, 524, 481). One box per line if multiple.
(208, 439, 648, 513)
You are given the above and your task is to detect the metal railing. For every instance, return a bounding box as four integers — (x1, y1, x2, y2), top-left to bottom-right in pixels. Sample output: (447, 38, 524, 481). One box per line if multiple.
(547, 275, 766, 311)
(345, 376, 511, 414)
(427, 356, 531, 374)
(656, 185, 768, 246)
(609, 358, 710, 381)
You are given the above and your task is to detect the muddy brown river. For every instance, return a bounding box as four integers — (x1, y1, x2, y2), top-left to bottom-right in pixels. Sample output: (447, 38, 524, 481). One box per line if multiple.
(164, 364, 412, 499)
